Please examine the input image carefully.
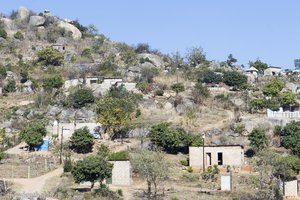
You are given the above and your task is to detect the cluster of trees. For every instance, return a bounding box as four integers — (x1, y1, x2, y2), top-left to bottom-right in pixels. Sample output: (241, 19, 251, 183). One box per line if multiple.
(250, 79, 296, 112)
(149, 123, 202, 152)
(37, 47, 64, 66)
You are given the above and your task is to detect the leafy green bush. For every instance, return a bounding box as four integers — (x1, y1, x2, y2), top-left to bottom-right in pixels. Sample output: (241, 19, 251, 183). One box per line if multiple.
(136, 82, 152, 94)
(43, 74, 64, 92)
(171, 83, 185, 94)
(0, 151, 6, 161)
(19, 120, 47, 149)
(248, 128, 268, 152)
(3, 79, 16, 93)
(180, 159, 188, 166)
(69, 127, 94, 154)
(187, 166, 193, 173)
(108, 151, 129, 161)
(14, 31, 24, 40)
(117, 189, 123, 196)
(223, 71, 247, 88)
(202, 165, 219, 181)
(37, 47, 64, 66)
(69, 87, 95, 108)
(0, 28, 7, 39)
(202, 70, 223, 84)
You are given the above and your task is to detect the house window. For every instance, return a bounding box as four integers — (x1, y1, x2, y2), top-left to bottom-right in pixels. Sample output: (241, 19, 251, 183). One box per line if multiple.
(217, 152, 223, 165)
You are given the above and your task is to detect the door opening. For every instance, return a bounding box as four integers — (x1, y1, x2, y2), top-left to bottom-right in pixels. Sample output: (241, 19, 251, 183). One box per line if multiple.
(218, 152, 223, 165)
(206, 153, 212, 166)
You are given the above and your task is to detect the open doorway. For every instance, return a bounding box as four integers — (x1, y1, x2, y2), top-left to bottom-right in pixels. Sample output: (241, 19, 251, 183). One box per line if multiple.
(206, 152, 212, 166)
(218, 152, 223, 165)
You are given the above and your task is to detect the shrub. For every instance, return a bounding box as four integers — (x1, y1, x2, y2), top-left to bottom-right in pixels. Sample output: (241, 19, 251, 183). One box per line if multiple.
(171, 83, 185, 94)
(202, 70, 223, 84)
(69, 126, 94, 153)
(20, 70, 29, 83)
(69, 87, 95, 108)
(135, 43, 151, 53)
(187, 166, 193, 173)
(3, 79, 16, 93)
(248, 128, 268, 152)
(141, 67, 159, 83)
(202, 165, 219, 181)
(223, 71, 247, 88)
(37, 47, 64, 66)
(43, 74, 64, 92)
(0, 151, 6, 161)
(155, 89, 164, 96)
(14, 31, 24, 40)
(117, 189, 123, 196)
(63, 157, 73, 172)
(81, 48, 93, 61)
(0, 29, 7, 39)
(136, 82, 152, 94)
(180, 159, 188, 166)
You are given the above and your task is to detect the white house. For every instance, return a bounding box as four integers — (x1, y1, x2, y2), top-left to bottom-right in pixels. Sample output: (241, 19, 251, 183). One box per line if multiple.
(245, 67, 259, 78)
(264, 66, 281, 76)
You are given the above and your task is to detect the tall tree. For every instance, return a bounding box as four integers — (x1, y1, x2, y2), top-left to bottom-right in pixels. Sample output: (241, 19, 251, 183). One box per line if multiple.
(186, 47, 206, 67)
(226, 54, 237, 67)
(71, 155, 113, 189)
(19, 120, 47, 150)
(248, 128, 268, 152)
(262, 79, 284, 97)
(69, 127, 94, 153)
(249, 59, 268, 74)
(281, 121, 300, 156)
(131, 149, 170, 197)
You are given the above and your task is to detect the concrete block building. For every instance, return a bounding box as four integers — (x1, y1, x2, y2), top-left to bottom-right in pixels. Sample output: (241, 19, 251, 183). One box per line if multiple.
(189, 145, 244, 169)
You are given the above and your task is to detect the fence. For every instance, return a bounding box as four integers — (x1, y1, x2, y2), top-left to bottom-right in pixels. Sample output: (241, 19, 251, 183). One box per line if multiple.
(0, 155, 58, 179)
(267, 109, 300, 118)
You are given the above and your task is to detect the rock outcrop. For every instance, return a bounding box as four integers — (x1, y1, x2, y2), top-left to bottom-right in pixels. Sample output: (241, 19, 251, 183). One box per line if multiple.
(17, 6, 30, 21)
(29, 16, 45, 27)
(57, 20, 82, 40)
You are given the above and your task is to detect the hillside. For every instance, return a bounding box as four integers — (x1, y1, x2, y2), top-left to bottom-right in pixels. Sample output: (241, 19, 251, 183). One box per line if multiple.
(0, 6, 300, 200)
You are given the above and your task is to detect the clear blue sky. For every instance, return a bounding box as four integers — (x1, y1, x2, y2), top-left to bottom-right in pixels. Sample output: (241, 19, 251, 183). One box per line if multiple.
(2, 0, 300, 69)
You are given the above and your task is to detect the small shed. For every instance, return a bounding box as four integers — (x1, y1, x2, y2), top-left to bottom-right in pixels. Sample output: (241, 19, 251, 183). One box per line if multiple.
(189, 145, 244, 170)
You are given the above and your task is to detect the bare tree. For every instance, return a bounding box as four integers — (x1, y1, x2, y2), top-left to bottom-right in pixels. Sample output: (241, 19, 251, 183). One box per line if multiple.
(131, 149, 170, 198)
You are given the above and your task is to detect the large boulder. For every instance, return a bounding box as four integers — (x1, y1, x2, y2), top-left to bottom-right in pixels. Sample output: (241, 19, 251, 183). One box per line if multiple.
(17, 6, 30, 21)
(0, 18, 15, 30)
(57, 20, 82, 40)
(137, 53, 165, 68)
(29, 16, 45, 27)
(175, 98, 195, 114)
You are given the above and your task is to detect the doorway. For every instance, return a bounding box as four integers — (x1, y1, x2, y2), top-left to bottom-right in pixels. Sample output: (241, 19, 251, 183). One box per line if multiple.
(206, 152, 212, 166)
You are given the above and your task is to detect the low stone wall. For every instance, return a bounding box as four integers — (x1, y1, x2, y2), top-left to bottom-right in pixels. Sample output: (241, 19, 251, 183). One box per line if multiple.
(267, 109, 300, 118)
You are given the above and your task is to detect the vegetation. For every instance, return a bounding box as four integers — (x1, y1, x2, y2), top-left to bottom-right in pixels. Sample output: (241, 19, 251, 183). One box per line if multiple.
(69, 127, 94, 153)
(202, 165, 219, 181)
(19, 120, 47, 149)
(96, 96, 136, 139)
(0, 28, 7, 39)
(281, 121, 300, 156)
(69, 87, 95, 108)
(43, 74, 64, 92)
(249, 59, 268, 73)
(186, 47, 206, 67)
(262, 79, 284, 97)
(37, 47, 64, 66)
(223, 71, 247, 88)
(202, 70, 223, 84)
(131, 149, 170, 197)
(171, 83, 185, 94)
(3, 79, 16, 93)
(149, 123, 202, 152)
(248, 128, 268, 152)
(72, 154, 113, 189)
(191, 83, 210, 104)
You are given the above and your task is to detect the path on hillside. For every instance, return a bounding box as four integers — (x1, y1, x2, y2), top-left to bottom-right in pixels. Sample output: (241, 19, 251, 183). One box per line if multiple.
(6, 167, 63, 193)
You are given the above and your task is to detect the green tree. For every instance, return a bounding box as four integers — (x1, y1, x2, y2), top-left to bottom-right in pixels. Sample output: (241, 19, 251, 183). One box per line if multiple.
(202, 70, 223, 84)
(262, 79, 284, 97)
(281, 121, 300, 156)
(226, 54, 237, 67)
(71, 154, 113, 189)
(191, 83, 210, 104)
(81, 48, 93, 62)
(248, 128, 268, 152)
(131, 149, 170, 197)
(249, 59, 268, 74)
(274, 154, 300, 181)
(279, 91, 296, 110)
(69, 127, 94, 153)
(37, 47, 64, 66)
(294, 58, 300, 70)
(14, 31, 24, 40)
(43, 74, 64, 92)
(186, 47, 206, 67)
(149, 123, 202, 151)
(250, 99, 265, 112)
(3, 79, 16, 93)
(223, 71, 247, 88)
(171, 83, 185, 95)
(96, 96, 135, 139)
(19, 120, 47, 149)
(69, 87, 95, 108)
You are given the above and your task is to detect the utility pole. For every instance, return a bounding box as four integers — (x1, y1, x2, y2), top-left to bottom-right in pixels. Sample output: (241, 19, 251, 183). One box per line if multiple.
(202, 134, 205, 172)
(59, 126, 63, 165)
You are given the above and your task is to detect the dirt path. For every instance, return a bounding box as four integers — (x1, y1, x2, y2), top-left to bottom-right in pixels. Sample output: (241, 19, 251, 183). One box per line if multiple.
(7, 167, 63, 193)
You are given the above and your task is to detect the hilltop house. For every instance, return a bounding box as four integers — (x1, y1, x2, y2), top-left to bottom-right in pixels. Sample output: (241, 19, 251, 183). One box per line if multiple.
(245, 67, 258, 77)
(189, 145, 244, 170)
(264, 66, 281, 76)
